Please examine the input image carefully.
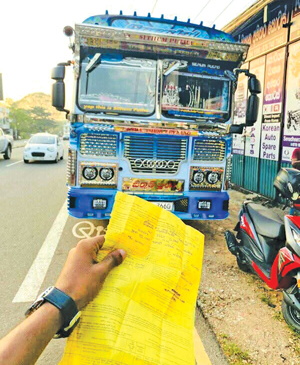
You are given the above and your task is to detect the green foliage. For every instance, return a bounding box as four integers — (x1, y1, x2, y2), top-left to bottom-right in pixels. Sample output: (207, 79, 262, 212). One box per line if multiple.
(260, 294, 276, 308)
(8, 93, 65, 138)
(219, 334, 253, 365)
(10, 106, 60, 138)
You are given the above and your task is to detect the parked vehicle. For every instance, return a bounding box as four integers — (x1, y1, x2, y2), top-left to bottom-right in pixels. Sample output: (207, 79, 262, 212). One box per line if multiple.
(51, 13, 261, 220)
(0, 127, 13, 160)
(225, 168, 300, 332)
(23, 133, 64, 163)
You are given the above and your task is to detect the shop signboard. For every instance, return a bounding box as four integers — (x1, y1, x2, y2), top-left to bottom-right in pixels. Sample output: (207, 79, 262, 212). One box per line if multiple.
(245, 56, 265, 158)
(282, 40, 300, 163)
(260, 123, 281, 161)
(262, 47, 285, 123)
(234, 1, 288, 60)
(291, 0, 300, 41)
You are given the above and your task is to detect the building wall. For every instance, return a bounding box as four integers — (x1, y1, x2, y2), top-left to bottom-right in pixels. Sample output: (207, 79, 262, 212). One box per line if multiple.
(229, 0, 300, 199)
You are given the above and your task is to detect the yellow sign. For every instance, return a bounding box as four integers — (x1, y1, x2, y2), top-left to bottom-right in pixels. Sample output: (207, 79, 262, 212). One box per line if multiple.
(122, 178, 184, 193)
(60, 192, 204, 365)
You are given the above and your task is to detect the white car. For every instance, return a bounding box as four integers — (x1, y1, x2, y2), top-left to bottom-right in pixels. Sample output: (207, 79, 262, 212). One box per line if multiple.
(0, 128, 13, 160)
(23, 133, 64, 163)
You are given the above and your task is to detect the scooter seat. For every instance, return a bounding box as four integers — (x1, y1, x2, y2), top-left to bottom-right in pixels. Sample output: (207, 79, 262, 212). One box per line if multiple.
(247, 203, 285, 240)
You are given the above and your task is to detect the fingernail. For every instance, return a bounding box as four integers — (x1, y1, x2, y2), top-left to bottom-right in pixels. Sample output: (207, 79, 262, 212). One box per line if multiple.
(119, 249, 126, 259)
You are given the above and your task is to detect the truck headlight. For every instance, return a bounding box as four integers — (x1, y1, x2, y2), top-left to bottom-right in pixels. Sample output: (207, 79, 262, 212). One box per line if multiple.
(47, 147, 55, 152)
(193, 171, 205, 184)
(207, 172, 219, 184)
(82, 166, 98, 180)
(99, 168, 114, 181)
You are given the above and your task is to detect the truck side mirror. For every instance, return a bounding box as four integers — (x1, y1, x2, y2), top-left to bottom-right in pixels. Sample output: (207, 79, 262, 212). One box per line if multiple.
(229, 124, 244, 134)
(51, 66, 65, 80)
(51, 65, 67, 112)
(52, 82, 65, 111)
(248, 76, 261, 94)
(246, 94, 259, 126)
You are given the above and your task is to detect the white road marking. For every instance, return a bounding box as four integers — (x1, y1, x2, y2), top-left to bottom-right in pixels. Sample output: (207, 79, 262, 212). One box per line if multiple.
(13, 200, 68, 303)
(6, 160, 23, 167)
(72, 221, 106, 239)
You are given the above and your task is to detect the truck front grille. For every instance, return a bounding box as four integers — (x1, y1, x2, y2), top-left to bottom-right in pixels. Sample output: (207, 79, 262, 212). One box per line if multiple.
(124, 135, 187, 174)
(80, 133, 117, 157)
(193, 139, 226, 161)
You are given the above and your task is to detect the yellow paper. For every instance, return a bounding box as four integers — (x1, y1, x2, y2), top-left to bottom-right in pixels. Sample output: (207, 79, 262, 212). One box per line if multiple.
(60, 192, 204, 365)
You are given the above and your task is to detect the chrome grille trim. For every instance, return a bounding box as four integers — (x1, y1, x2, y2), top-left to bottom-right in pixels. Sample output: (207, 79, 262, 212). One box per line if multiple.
(67, 149, 77, 186)
(80, 133, 117, 157)
(193, 139, 226, 162)
(124, 136, 187, 174)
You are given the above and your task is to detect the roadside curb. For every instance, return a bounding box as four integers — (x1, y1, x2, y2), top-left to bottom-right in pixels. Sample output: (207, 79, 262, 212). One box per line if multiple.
(12, 141, 27, 149)
(195, 306, 229, 365)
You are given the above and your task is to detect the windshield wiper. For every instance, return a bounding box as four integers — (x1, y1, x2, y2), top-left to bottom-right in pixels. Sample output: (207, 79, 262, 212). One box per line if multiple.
(163, 61, 187, 76)
(86, 53, 101, 73)
(85, 53, 101, 94)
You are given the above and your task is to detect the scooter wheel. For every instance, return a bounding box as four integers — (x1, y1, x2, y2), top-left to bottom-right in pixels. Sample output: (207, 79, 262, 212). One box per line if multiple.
(282, 300, 300, 333)
(236, 255, 250, 273)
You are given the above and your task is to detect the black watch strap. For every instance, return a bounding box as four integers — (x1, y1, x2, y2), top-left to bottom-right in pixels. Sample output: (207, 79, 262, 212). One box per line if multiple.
(26, 286, 81, 338)
(44, 287, 81, 338)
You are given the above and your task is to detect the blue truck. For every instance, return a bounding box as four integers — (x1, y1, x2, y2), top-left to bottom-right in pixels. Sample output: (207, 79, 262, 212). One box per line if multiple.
(51, 12, 260, 220)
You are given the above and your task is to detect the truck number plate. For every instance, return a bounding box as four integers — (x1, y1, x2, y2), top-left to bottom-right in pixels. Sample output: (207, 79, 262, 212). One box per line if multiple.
(152, 202, 174, 211)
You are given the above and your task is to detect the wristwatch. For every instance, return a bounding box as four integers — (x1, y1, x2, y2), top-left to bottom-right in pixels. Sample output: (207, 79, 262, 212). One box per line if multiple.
(25, 286, 81, 338)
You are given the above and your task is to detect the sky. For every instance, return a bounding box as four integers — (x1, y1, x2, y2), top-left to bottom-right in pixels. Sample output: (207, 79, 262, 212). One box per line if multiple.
(0, 0, 257, 101)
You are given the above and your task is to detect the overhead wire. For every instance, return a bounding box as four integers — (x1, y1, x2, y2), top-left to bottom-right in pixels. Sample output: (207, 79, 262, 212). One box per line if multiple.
(209, 0, 238, 26)
(192, 0, 213, 23)
(152, 0, 159, 14)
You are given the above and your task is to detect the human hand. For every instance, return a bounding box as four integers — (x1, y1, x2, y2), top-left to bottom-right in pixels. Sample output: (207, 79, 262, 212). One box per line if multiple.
(55, 236, 126, 310)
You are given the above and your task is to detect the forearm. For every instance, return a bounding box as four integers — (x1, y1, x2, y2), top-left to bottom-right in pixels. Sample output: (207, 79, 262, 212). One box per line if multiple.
(0, 303, 63, 365)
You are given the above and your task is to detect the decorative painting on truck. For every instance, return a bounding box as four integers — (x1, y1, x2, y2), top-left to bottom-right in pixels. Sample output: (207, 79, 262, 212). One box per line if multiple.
(122, 178, 184, 193)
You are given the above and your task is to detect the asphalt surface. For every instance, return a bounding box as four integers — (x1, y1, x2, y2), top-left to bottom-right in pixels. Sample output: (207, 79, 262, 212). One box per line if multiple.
(0, 144, 227, 365)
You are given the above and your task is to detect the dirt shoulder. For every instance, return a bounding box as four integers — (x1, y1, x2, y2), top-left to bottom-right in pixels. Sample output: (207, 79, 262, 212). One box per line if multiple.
(191, 190, 300, 365)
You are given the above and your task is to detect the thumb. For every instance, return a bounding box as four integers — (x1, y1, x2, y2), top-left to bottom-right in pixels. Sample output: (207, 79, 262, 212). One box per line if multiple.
(98, 249, 126, 274)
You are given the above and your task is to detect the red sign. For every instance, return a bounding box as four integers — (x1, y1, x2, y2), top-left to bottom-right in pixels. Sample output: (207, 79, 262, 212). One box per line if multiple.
(122, 178, 184, 193)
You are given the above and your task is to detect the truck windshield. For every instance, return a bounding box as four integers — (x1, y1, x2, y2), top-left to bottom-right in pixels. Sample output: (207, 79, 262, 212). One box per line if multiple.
(78, 57, 156, 115)
(162, 70, 230, 121)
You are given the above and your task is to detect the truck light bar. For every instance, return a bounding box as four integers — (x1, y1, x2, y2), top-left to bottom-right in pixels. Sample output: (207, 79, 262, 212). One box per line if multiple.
(74, 24, 249, 63)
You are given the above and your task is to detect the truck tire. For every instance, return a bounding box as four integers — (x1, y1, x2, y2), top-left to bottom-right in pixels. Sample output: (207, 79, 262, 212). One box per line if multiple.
(4, 144, 11, 160)
(24, 159, 29, 164)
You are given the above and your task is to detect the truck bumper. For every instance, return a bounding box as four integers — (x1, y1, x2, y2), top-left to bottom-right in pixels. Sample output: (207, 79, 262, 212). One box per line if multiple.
(68, 188, 230, 220)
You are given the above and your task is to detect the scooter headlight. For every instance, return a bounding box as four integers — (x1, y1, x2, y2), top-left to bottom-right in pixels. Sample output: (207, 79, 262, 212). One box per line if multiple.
(292, 229, 300, 244)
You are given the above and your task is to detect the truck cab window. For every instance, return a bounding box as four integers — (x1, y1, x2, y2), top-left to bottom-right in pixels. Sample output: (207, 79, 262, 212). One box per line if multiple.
(78, 57, 156, 116)
(161, 60, 230, 121)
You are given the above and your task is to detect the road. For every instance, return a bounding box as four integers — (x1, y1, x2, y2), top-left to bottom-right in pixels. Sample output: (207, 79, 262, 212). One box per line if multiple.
(0, 145, 227, 365)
